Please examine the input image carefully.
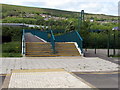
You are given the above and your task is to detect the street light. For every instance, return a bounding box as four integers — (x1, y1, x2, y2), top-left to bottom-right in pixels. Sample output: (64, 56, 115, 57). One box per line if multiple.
(89, 18, 97, 54)
(107, 30, 110, 57)
(112, 27, 117, 56)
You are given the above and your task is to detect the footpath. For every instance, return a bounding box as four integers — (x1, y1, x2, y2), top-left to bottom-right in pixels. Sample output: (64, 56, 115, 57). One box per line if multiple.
(0, 56, 119, 89)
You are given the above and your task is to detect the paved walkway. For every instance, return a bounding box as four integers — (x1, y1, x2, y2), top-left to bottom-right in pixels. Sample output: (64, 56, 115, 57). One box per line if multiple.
(25, 33, 46, 42)
(6, 69, 92, 88)
(0, 57, 119, 74)
(84, 49, 120, 65)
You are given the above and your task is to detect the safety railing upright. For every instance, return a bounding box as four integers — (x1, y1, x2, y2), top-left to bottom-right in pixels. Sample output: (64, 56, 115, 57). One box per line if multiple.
(75, 31, 83, 53)
(22, 29, 26, 56)
(50, 30, 56, 53)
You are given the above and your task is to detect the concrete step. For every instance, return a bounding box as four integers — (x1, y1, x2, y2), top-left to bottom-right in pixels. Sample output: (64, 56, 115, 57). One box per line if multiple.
(25, 42, 81, 57)
(55, 42, 80, 56)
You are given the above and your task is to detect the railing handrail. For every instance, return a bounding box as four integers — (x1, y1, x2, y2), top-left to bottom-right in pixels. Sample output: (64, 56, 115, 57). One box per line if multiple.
(75, 31, 83, 41)
(50, 30, 55, 40)
(50, 30, 56, 53)
(75, 31, 83, 53)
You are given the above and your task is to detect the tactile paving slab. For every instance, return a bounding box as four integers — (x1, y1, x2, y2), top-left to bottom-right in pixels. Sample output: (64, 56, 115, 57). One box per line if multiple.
(6, 69, 92, 88)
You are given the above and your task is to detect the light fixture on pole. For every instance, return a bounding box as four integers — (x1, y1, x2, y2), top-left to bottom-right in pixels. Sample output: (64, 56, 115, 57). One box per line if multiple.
(112, 27, 117, 56)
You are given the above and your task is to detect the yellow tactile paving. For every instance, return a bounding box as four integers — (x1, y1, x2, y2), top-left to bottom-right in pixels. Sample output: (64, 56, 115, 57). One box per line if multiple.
(12, 69, 65, 73)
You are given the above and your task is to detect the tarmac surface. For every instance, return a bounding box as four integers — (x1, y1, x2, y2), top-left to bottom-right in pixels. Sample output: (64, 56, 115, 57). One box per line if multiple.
(75, 72, 119, 89)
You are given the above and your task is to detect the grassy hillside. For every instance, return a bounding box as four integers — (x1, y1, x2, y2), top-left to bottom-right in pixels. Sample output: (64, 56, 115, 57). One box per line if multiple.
(1, 4, 78, 18)
(1, 4, 119, 57)
(1, 4, 118, 20)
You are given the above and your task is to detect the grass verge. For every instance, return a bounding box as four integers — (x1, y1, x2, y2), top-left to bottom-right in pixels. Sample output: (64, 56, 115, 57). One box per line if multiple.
(1, 42, 22, 57)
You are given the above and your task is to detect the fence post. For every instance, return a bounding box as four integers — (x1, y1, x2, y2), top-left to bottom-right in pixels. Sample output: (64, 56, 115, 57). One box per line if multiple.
(107, 30, 110, 57)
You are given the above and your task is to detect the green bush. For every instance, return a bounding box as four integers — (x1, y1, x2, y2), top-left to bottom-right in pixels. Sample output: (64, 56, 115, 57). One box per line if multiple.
(2, 42, 21, 53)
(2, 53, 22, 57)
(2, 42, 22, 57)
(2, 26, 22, 41)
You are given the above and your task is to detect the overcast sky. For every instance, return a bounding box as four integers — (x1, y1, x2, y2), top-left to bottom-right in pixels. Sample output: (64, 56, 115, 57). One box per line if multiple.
(1, 0, 120, 16)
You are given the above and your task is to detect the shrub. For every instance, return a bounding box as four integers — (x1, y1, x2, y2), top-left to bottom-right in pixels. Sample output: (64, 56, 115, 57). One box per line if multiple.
(2, 53, 22, 57)
(2, 42, 21, 53)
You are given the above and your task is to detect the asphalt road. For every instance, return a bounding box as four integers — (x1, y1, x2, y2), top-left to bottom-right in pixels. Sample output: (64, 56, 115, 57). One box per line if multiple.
(74, 72, 119, 89)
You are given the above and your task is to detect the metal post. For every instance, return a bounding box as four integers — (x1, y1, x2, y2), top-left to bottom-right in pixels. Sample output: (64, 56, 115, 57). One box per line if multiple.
(78, 15, 80, 31)
(81, 10, 84, 22)
(80, 10, 84, 25)
(22, 29, 25, 56)
(22, 12, 25, 28)
(78, 10, 84, 32)
(113, 30, 116, 56)
(94, 37, 96, 54)
(80, 11, 82, 25)
(107, 30, 110, 57)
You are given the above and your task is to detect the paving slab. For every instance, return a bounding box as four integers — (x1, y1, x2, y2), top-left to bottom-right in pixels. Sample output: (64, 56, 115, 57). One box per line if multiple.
(0, 57, 119, 74)
(2, 69, 93, 88)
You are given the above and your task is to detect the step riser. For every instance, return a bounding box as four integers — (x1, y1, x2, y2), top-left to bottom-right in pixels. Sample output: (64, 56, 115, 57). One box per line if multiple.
(25, 42, 80, 57)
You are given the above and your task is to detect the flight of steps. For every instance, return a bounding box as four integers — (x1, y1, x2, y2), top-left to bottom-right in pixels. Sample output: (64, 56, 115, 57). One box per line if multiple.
(25, 42, 54, 57)
(55, 42, 80, 56)
(25, 42, 81, 57)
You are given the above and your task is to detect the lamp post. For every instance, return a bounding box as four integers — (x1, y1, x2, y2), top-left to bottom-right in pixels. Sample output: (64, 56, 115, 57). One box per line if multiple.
(78, 10, 84, 31)
(112, 28, 116, 56)
(22, 12, 26, 29)
(94, 37, 96, 54)
(107, 30, 110, 57)
(89, 18, 96, 54)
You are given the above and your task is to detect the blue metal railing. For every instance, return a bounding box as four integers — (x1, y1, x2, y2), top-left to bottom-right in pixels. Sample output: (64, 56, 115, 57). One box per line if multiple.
(23, 29, 56, 54)
(24, 29, 48, 41)
(50, 30, 56, 53)
(54, 30, 83, 53)
(22, 29, 83, 55)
